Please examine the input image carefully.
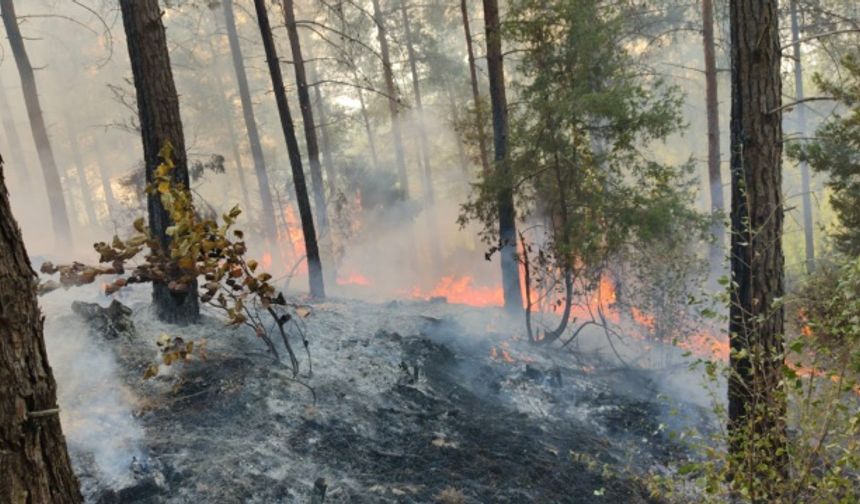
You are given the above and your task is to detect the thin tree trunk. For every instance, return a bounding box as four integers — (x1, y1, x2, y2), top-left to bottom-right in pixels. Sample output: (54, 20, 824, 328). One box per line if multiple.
(1, 0, 73, 246)
(702, 0, 725, 271)
(482, 0, 523, 313)
(0, 157, 82, 504)
(206, 29, 251, 213)
(790, 0, 815, 274)
(252, 0, 325, 299)
(92, 140, 117, 224)
(371, 0, 409, 196)
(0, 76, 29, 192)
(308, 62, 337, 197)
(400, 0, 434, 204)
(728, 0, 787, 493)
(222, 0, 278, 245)
(461, 0, 491, 176)
(446, 82, 471, 176)
(282, 0, 328, 233)
(61, 115, 99, 227)
(357, 86, 380, 170)
(120, 0, 200, 324)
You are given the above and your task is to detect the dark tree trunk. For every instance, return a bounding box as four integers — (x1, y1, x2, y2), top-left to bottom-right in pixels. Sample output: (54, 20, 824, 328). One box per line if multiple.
(253, 0, 325, 299)
(728, 0, 786, 492)
(702, 0, 725, 271)
(482, 0, 523, 313)
(120, 0, 200, 324)
(1, 0, 73, 246)
(222, 0, 278, 245)
(61, 115, 99, 228)
(0, 76, 29, 192)
(790, 0, 815, 274)
(0, 157, 82, 504)
(371, 0, 409, 196)
(282, 0, 328, 233)
(461, 0, 491, 176)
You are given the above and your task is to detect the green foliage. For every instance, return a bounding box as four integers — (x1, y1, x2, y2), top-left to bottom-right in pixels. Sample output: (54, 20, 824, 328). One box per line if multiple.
(789, 49, 860, 255)
(648, 255, 860, 502)
(41, 142, 310, 376)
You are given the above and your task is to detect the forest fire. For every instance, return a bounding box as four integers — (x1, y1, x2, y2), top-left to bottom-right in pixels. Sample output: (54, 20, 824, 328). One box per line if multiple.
(410, 275, 505, 307)
(678, 331, 730, 361)
(336, 272, 372, 286)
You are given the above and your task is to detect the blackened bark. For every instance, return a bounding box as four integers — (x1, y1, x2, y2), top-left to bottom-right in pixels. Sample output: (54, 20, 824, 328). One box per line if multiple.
(728, 0, 786, 488)
(702, 0, 725, 270)
(371, 0, 409, 196)
(222, 0, 278, 245)
(0, 157, 82, 504)
(120, 0, 200, 324)
(482, 0, 523, 313)
(253, 0, 325, 299)
(461, 0, 491, 176)
(282, 0, 328, 233)
(790, 0, 815, 273)
(0, 0, 73, 246)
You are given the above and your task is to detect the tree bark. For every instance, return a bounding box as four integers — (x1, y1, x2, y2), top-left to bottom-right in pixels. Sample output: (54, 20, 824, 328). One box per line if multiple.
(120, 0, 200, 324)
(357, 86, 380, 170)
(253, 0, 325, 299)
(482, 0, 523, 313)
(0, 156, 82, 504)
(371, 0, 409, 196)
(702, 0, 725, 271)
(790, 0, 815, 274)
(461, 0, 491, 176)
(0, 0, 73, 247)
(222, 0, 278, 245)
(728, 0, 786, 492)
(282, 0, 328, 233)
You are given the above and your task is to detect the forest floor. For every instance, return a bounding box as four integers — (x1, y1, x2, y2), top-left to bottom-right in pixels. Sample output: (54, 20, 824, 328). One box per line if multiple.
(41, 285, 713, 504)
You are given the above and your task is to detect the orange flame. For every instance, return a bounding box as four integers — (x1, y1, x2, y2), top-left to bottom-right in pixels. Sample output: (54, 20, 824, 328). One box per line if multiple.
(337, 272, 372, 286)
(412, 276, 504, 307)
(678, 331, 730, 361)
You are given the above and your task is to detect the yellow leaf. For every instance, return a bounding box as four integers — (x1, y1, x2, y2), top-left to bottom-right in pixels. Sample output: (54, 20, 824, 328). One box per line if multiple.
(143, 364, 159, 380)
(247, 260, 258, 272)
(157, 181, 170, 194)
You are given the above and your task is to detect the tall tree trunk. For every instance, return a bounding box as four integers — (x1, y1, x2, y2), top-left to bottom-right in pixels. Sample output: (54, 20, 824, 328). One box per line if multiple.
(281, 0, 328, 233)
(702, 0, 725, 271)
(0, 76, 29, 192)
(790, 0, 815, 274)
(357, 86, 380, 170)
(61, 115, 99, 228)
(1, 0, 73, 246)
(461, 0, 491, 176)
(400, 0, 434, 204)
(482, 0, 523, 313)
(0, 157, 82, 504)
(222, 0, 278, 245)
(728, 0, 786, 493)
(446, 82, 471, 176)
(206, 29, 251, 213)
(371, 0, 409, 196)
(120, 0, 200, 324)
(310, 65, 336, 196)
(92, 140, 117, 224)
(252, 0, 325, 299)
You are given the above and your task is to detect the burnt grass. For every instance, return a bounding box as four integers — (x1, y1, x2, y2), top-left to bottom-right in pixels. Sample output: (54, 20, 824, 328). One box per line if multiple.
(88, 309, 700, 504)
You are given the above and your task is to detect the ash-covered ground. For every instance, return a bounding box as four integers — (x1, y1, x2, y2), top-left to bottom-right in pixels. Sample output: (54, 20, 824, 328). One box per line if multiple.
(41, 285, 714, 504)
